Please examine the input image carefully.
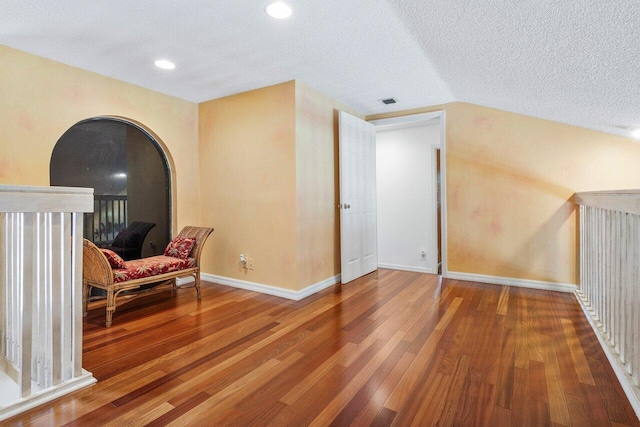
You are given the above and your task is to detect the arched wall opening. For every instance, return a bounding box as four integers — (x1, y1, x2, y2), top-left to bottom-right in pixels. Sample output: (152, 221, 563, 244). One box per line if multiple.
(50, 116, 173, 258)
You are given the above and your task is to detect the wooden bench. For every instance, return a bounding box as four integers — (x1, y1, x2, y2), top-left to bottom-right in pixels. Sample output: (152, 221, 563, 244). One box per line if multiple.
(83, 226, 213, 326)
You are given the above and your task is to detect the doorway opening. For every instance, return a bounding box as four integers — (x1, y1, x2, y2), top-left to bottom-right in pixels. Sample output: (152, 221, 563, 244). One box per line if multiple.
(370, 111, 446, 277)
(50, 117, 171, 258)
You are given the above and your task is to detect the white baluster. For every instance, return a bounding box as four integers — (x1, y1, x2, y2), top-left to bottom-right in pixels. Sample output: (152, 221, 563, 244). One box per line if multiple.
(620, 212, 628, 365)
(51, 212, 62, 386)
(611, 209, 618, 347)
(625, 215, 640, 385)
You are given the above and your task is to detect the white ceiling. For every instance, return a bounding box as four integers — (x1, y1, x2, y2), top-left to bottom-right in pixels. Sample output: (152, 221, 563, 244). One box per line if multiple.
(1, 0, 638, 137)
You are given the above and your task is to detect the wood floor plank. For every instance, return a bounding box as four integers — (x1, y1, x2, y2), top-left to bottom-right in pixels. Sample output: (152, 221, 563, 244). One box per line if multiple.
(6, 270, 639, 426)
(491, 404, 513, 426)
(529, 359, 549, 403)
(511, 366, 532, 427)
(169, 351, 304, 426)
(496, 285, 510, 315)
(104, 401, 175, 427)
(309, 332, 406, 426)
(146, 391, 211, 427)
(531, 399, 552, 427)
(580, 382, 615, 427)
(271, 340, 388, 426)
(391, 364, 448, 426)
(438, 308, 473, 376)
(432, 353, 472, 426)
(542, 331, 572, 426)
(528, 314, 546, 363)
(515, 288, 530, 370)
(401, 296, 439, 348)
(350, 351, 415, 426)
(371, 407, 398, 426)
(494, 327, 516, 409)
(474, 380, 497, 427)
(382, 329, 444, 412)
(435, 296, 463, 331)
(587, 351, 639, 425)
(473, 311, 505, 385)
(279, 341, 357, 405)
(451, 366, 480, 426)
(561, 317, 597, 386)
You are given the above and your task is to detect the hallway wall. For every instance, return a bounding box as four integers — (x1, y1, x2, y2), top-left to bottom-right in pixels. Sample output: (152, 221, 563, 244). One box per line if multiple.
(376, 122, 440, 273)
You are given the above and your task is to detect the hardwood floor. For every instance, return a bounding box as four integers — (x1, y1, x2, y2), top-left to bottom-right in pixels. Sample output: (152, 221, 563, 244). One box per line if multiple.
(7, 269, 639, 426)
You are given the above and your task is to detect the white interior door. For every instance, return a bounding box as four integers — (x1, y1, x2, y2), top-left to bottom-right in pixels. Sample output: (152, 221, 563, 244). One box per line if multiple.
(339, 111, 377, 284)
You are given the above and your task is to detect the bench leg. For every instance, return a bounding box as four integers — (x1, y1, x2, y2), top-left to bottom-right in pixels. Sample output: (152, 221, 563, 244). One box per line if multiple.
(83, 283, 90, 317)
(106, 288, 116, 327)
(195, 272, 201, 300)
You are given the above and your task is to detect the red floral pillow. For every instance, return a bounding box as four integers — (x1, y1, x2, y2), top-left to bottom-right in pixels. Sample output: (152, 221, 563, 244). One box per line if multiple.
(100, 248, 127, 269)
(164, 237, 196, 259)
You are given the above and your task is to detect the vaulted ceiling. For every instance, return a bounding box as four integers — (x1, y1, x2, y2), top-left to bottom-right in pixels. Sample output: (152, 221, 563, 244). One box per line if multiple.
(1, 0, 638, 137)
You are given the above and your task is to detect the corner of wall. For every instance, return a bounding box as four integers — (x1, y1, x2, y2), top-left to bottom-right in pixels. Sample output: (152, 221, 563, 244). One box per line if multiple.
(197, 81, 299, 291)
(293, 82, 365, 291)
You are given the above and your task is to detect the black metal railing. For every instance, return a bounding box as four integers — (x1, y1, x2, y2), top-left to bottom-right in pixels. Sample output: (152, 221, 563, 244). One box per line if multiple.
(83, 195, 127, 246)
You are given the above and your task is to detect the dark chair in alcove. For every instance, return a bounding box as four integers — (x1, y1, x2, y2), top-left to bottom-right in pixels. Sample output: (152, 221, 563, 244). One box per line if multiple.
(105, 221, 156, 260)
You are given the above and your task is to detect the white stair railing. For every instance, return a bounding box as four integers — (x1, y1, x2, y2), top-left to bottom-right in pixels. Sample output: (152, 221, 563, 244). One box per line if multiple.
(576, 190, 640, 418)
(0, 185, 96, 421)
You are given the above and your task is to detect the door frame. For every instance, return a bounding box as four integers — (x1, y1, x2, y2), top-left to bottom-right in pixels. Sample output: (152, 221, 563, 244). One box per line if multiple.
(368, 110, 448, 277)
(432, 145, 441, 273)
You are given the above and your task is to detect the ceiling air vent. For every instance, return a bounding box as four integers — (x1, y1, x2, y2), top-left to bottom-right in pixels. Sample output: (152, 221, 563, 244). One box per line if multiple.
(379, 98, 397, 105)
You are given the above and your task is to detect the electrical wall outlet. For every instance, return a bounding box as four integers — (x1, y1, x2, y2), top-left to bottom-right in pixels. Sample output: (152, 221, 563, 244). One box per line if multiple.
(248, 257, 255, 270)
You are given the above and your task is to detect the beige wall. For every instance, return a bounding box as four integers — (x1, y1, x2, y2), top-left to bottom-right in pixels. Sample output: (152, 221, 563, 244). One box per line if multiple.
(198, 80, 362, 291)
(199, 81, 299, 290)
(369, 102, 640, 285)
(0, 45, 201, 230)
(294, 81, 363, 289)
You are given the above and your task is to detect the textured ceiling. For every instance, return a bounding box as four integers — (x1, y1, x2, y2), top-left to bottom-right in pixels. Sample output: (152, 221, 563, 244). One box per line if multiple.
(0, 0, 638, 137)
(387, 0, 640, 137)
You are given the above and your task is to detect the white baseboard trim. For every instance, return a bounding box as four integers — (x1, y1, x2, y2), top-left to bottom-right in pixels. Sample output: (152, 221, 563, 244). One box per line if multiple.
(575, 292, 640, 420)
(0, 369, 96, 421)
(176, 276, 194, 286)
(446, 271, 577, 293)
(200, 273, 341, 301)
(378, 263, 434, 274)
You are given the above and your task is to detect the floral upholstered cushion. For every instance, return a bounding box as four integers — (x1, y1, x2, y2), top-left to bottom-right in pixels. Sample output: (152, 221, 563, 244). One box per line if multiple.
(164, 237, 196, 259)
(113, 255, 197, 283)
(100, 248, 127, 269)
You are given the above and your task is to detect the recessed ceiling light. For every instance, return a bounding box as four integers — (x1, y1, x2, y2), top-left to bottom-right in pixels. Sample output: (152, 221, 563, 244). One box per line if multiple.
(154, 59, 175, 70)
(631, 128, 640, 139)
(266, 2, 292, 19)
